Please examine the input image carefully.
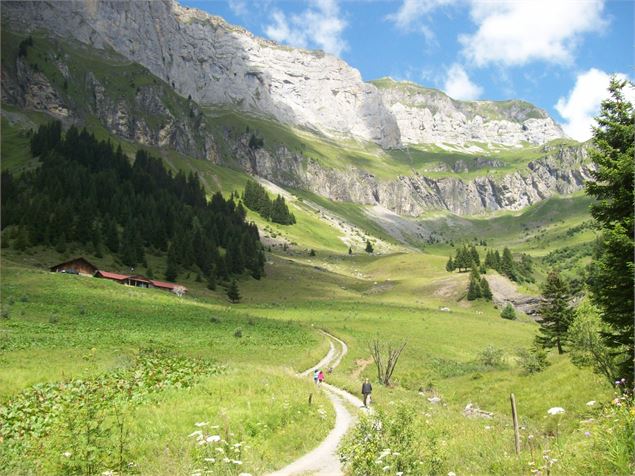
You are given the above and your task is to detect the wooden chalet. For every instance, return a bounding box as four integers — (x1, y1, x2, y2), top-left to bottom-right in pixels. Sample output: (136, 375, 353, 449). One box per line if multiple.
(94, 270, 187, 293)
(52, 258, 187, 294)
(50, 257, 98, 276)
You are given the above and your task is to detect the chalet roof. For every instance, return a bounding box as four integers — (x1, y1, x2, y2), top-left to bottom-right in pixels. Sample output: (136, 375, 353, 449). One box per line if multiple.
(94, 270, 129, 281)
(127, 274, 152, 283)
(50, 257, 98, 272)
(150, 280, 186, 291)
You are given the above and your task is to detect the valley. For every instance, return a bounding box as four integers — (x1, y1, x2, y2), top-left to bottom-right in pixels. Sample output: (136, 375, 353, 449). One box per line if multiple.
(1, 1, 633, 475)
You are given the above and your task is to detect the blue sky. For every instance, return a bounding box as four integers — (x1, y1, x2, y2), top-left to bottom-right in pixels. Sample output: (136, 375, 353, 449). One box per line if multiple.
(181, 0, 633, 141)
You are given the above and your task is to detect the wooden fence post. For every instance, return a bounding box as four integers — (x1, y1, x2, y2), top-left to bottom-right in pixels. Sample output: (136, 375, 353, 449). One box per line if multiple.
(510, 393, 520, 456)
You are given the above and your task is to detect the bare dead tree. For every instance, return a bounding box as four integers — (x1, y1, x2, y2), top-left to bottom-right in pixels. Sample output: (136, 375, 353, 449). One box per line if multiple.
(368, 339, 407, 386)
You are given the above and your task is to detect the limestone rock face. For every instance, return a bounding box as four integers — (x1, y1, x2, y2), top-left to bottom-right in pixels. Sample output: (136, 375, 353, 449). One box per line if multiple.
(374, 79, 565, 146)
(231, 133, 592, 216)
(3, 1, 565, 148)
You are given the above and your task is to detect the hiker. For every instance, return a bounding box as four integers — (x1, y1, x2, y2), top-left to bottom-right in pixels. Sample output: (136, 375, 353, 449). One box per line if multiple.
(318, 370, 325, 385)
(362, 378, 372, 407)
(313, 369, 319, 385)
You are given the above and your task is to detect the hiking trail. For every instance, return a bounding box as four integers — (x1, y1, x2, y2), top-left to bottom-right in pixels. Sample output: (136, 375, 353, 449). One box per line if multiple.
(268, 331, 368, 476)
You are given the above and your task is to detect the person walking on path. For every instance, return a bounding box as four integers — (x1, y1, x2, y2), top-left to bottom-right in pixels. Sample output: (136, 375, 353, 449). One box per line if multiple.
(313, 369, 319, 385)
(361, 378, 372, 407)
(318, 370, 325, 386)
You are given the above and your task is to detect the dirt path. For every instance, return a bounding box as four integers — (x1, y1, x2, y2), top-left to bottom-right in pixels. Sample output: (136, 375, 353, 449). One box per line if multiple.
(268, 331, 366, 476)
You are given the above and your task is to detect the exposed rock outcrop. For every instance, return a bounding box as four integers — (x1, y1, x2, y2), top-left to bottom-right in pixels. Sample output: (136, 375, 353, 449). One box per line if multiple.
(231, 133, 592, 216)
(4, 0, 566, 148)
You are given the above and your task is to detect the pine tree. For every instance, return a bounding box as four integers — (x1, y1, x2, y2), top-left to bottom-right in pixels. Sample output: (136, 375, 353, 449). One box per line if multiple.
(469, 245, 480, 266)
(165, 243, 178, 282)
(365, 240, 374, 254)
(467, 267, 482, 300)
(207, 272, 216, 291)
(480, 277, 492, 301)
(501, 303, 516, 320)
(585, 78, 634, 383)
(536, 271, 572, 354)
(227, 279, 241, 303)
(446, 256, 455, 272)
(348, 246, 352, 255)
(501, 247, 515, 280)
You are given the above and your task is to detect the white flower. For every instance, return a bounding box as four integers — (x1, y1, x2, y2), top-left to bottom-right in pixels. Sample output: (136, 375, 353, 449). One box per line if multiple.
(206, 435, 221, 443)
(484, 426, 492, 430)
(222, 457, 231, 463)
(204, 458, 216, 463)
(101, 471, 114, 476)
(397, 472, 404, 476)
(194, 421, 208, 427)
(547, 407, 565, 415)
(448, 472, 457, 476)
(233, 460, 243, 465)
(586, 400, 596, 407)
(189, 430, 203, 438)
(382, 466, 390, 472)
(191, 473, 201, 476)
(62, 451, 72, 458)
(238, 473, 253, 476)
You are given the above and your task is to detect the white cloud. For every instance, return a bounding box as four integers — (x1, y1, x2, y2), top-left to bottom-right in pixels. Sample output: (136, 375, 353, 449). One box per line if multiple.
(264, 0, 348, 57)
(227, 0, 248, 17)
(555, 69, 634, 141)
(443, 64, 482, 100)
(460, 0, 607, 67)
(387, 0, 457, 31)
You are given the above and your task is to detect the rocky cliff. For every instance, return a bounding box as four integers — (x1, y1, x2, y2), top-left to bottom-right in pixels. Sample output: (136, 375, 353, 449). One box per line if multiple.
(3, 0, 565, 148)
(230, 133, 592, 216)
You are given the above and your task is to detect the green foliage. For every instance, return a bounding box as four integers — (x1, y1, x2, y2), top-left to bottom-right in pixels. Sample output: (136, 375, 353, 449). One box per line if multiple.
(445, 256, 455, 272)
(17, 35, 33, 58)
(339, 405, 445, 475)
(365, 240, 374, 254)
(479, 277, 492, 301)
(2, 122, 265, 281)
(500, 303, 516, 320)
(567, 299, 617, 385)
(516, 346, 550, 374)
(585, 78, 635, 384)
(536, 271, 572, 354)
(477, 345, 506, 369)
(467, 266, 481, 300)
(227, 280, 241, 303)
(242, 180, 296, 225)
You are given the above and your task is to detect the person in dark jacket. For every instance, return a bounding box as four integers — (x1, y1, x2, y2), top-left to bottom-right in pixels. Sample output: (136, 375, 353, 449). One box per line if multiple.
(361, 378, 372, 407)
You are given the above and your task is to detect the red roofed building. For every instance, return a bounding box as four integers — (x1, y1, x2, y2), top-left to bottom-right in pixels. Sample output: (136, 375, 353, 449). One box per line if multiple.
(93, 270, 187, 294)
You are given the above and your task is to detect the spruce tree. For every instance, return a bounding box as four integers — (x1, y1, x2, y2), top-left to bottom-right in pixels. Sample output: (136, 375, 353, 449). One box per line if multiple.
(348, 246, 352, 255)
(446, 256, 455, 272)
(467, 267, 482, 300)
(207, 272, 217, 291)
(501, 247, 515, 280)
(585, 78, 634, 383)
(165, 243, 178, 282)
(469, 245, 480, 266)
(536, 271, 572, 354)
(227, 279, 241, 303)
(480, 277, 492, 301)
(501, 303, 516, 320)
(365, 240, 374, 254)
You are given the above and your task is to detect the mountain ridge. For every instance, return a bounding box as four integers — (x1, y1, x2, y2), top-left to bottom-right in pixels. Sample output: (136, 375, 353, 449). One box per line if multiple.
(3, 0, 565, 148)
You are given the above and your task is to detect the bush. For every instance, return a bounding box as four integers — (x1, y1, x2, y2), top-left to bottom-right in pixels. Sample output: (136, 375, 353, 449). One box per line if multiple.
(1, 308, 9, 320)
(501, 303, 516, 320)
(209, 316, 220, 324)
(49, 314, 59, 324)
(516, 346, 550, 374)
(477, 345, 506, 369)
(234, 328, 243, 338)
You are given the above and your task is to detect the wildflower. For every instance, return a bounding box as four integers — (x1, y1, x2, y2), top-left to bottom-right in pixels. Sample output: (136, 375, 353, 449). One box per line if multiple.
(222, 457, 231, 463)
(528, 434, 534, 440)
(382, 466, 390, 472)
(62, 451, 72, 458)
(238, 473, 253, 476)
(233, 460, 243, 465)
(615, 380, 621, 386)
(191, 473, 201, 476)
(547, 407, 565, 415)
(189, 430, 203, 438)
(216, 447, 225, 453)
(586, 400, 596, 407)
(206, 435, 221, 443)
(195, 422, 209, 427)
(204, 457, 216, 463)
(484, 425, 492, 430)
(397, 472, 404, 476)
(584, 431, 591, 437)
(612, 398, 622, 406)
(448, 472, 457, 476)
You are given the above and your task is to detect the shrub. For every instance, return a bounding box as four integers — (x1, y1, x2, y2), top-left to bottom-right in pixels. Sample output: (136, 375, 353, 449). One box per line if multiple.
(234, 328, 243, 338)
(516, 346, 550, 374)
(209, 316, 220, 324)
(501, 303, 516, 320)
(49, 314, 59, 324)
(477, 345, 506, 369)
(1, 308, 9, 320)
